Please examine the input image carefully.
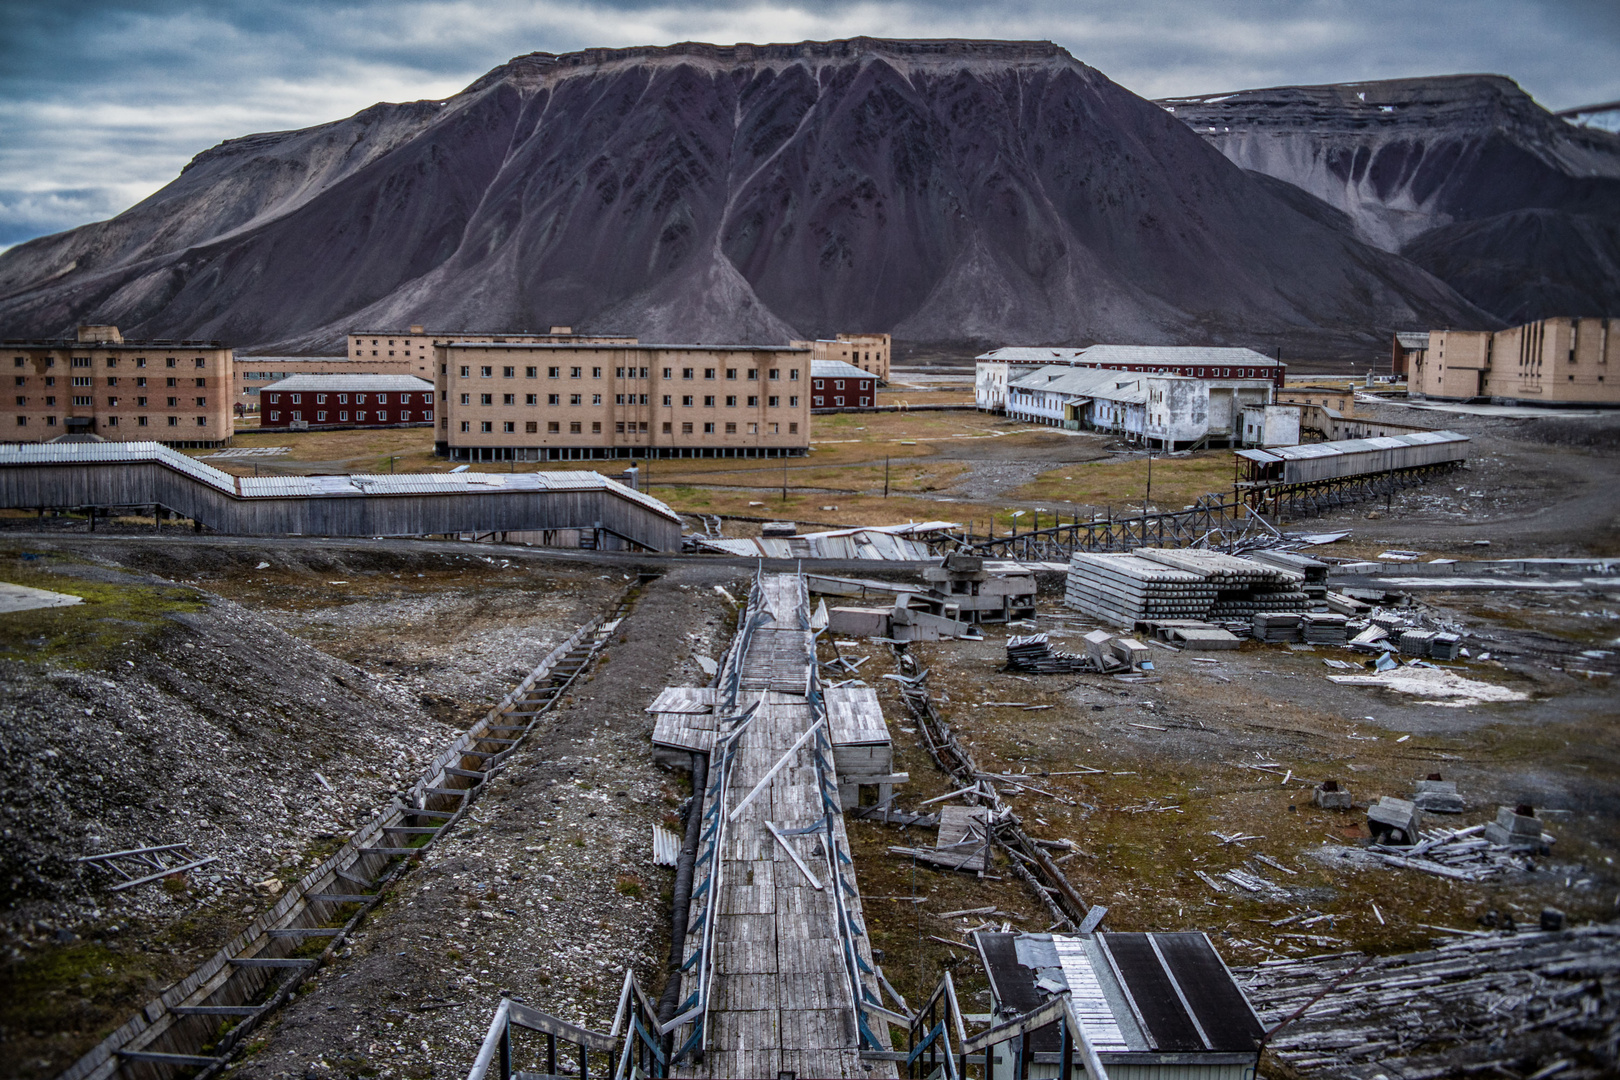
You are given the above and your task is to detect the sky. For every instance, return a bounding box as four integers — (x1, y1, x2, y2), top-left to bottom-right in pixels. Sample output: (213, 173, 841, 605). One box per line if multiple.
(2, 0, 1619, 251)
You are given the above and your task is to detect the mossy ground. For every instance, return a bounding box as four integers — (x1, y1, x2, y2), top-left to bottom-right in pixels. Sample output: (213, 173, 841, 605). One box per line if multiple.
(0, 548, 207, 665)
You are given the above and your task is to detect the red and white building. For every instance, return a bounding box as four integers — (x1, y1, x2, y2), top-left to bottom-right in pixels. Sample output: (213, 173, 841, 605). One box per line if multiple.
(259, 374, 434, 431)
(810, 359, 876, 410)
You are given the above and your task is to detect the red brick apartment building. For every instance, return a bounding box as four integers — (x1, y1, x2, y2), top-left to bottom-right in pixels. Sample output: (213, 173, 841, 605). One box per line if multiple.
(810, 360, 876, 409)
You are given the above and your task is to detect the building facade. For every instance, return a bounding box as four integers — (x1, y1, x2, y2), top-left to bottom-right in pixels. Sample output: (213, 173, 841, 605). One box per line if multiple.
(260, 375, 435, 431)
(4, 325, 233, 446)
(237, 357, 413, 411)
(793, 334, 891, 382)
(1007, 362, 1272, 448)
(1391, 331, 1428, 377)
(1415, 319, 1618, 406)
(1278, 384, 1357, 415)
(977, 344, 1286, 413)
(434, 343, 812, 460)
(810, 359, 876, 408)
(347, 326, 636, 378)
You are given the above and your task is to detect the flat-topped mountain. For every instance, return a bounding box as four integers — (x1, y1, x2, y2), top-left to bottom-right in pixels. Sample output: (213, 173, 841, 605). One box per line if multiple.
(0, 39, 1491, 353)
(1159, 75, 1620, 323)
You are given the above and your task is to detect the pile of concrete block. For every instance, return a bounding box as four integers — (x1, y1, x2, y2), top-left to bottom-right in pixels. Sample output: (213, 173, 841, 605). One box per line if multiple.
(1313, 779, 1353, 809)
(922, 553, 1036, 624)
(1484, 805, 1553, 852)
(1301, 613, 1349, 645)
(1368, 796, 1422, 845)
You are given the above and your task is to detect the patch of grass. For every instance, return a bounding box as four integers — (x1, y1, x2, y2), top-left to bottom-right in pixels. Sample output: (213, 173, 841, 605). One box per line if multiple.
(1011, 451, 1236, 515)
(0, 550, 207, 666)
(615, 875, 644, 898)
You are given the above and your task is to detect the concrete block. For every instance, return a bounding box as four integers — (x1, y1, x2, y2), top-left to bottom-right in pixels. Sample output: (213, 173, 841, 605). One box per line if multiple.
(1083, 630, 1114, 665)
(944, 553, 984, 573)
(1484, 805, 1548, 850)
(828, 607, 889, 638)
(1109, 637, 1151, 670)
(1368, 796, 1421, 845)
(1412, 776, 1465, 813)
(1313, 779, 1353, 810)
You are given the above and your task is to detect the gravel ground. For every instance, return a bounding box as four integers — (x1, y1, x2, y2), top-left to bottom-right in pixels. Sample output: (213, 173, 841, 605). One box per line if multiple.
(227, 564, 749, 1080)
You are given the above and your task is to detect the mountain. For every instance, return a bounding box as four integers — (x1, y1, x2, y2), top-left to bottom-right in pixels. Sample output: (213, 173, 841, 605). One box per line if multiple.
(0, 39, 1493, 355)
(1158, 75, 1620, 323)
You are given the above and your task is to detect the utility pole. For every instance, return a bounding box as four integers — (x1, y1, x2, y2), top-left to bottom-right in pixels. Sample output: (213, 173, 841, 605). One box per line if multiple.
(782, 454, 788, 503)
(884, 456, 890, 498)
(1144, 448, 1154, 516)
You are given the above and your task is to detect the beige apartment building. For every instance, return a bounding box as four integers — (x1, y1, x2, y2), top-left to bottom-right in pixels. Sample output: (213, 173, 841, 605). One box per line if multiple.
(1414, 318, 1617, 406)
(793, 334, 891, 382)
(349, 325, 635, 377)
(5, 325, 233, 446)
(434, 343, 812, 461)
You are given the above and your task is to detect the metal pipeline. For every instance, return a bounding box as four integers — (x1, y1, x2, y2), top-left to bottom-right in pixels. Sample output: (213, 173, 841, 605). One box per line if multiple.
(656, 749, 709, 1034)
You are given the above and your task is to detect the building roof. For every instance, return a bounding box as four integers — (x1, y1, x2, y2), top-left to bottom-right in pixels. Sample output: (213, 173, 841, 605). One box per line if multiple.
(810, 359, 874, 379)
(978, 931, 1264, 1058)
(1395, 332, 1430, 349)
(262, 374, 434, 392)
(236, 356, 351, 364)
(979, 344, 1282, 367)
(1008, 366, 1135, 398)
(3, 337, 229, 349)
(443, 342, 808, 352)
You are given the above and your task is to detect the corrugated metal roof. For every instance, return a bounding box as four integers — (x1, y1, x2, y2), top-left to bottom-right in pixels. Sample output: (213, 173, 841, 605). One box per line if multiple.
(811, 359, 874, 379)
(262, 374, 433, 392)
(980, 344, 1281, 366)
(0, 442, 682, 521)
(444, 342, 809, 352)
(1395, 332, 1430, 349)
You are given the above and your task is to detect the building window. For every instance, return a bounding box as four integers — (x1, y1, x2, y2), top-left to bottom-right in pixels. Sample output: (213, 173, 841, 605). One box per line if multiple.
(546, 394, 558, 405)
(548, 367, 560, 378)
(357, 412, 367, 422)
(814, 379, 824, 389)
(746, 368, 757, 380)
(269, 412, 280, 421)
(72, 376, 91, 387)
(789, 396, 799, 407)
(460, 366, 470, 377)
(704, 368, 716, 379)
(72, 356, 90, 368)
(570, 367, 582, 378)
(789, 369, 799, 380)
(166, 397, 177, 407)
(195, 397, 206, 407)
(682, 422, 694, 434)
(481, 393, 493, 405)
(592, 394, 602, 405)
(724, 422, 737, 434)
(108, 397, 119, 407)
(72, 395, 91, 406)
(615, 421, 625, 434)
(768, 396, 779, 407)
(859, 396, 870, 406)
(704, 395, 715, 407)
(424, 410, 433, 421)
(789, 422, 799, 434)
(570, 421, 582, 433)
(592, 367, 602, 378)
(768, 368, 779, 380)
(814, 396, 824, 407)
(481, 366, 493, 377)
(835, 380, 845, 390)
(591, 421, 601, 433)
(481, 421, 493, 433)
(662, 395, 672, 406)
(703, 422, 715, 433)
(460, 421, 470, 432)
(769, 422, 779, 434)
(725, 395, 737, 407)
(683, 367, 694, 379)
(615, 394, 625, 405)
(747, 422, 758, 434)
(682, 395, 694, 407)
(196, 416, 207, 426)
(503, 394, 515, 405)
(569, 393, 581, 405)
(317, 394, 328, 404)
(747, 396, 758, 407)
(662, 421, 672, 433)
(834, 397, 844, 406)
(503, 366, 515, 378)
(662, 367, 673, 379)
(461, 393, 471, 405)
(504, 421, 515, 432)
(377, 394, 388, 404)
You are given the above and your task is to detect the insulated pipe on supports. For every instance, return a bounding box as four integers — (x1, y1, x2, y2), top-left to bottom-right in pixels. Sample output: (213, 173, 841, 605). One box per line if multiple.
(656, 750, 709, 1040)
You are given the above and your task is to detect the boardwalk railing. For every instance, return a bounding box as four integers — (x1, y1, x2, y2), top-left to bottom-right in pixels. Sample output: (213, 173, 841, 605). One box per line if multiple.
(904, 973, 968, 1080)
(957, 993, 1109, 1080)
(466, 971, 664, 1080)
(661, 700, 758, 1064)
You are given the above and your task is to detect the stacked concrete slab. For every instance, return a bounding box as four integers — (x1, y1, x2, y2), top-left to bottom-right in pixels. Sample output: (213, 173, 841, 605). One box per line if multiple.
(921, 554, 1036, 624)
(1064, 552, 1217, 624)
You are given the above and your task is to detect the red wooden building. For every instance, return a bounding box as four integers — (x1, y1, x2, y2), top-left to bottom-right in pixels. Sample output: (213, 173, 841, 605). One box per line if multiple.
(260, 374, 435, 430)
(810, 360, 876, 410)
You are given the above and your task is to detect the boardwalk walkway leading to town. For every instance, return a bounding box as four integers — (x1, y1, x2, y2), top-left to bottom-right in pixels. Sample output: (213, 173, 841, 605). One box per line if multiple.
(670, 571, 898, 1078)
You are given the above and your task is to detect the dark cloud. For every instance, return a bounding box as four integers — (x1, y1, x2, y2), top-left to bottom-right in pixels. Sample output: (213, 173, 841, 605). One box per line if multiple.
(2, 0, 1618, 249)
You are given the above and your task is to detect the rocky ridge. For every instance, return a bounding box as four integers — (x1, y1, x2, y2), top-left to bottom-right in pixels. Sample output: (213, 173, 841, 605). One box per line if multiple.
(0, 38, 1490, 355)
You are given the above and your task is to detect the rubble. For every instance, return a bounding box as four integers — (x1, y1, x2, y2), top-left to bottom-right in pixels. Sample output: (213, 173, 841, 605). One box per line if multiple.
(1413, 773, 1466, 813)
(1312, 779, 1353, 810)
(1485, 804, 1555, 852)
(1367, 796, 1422, 845)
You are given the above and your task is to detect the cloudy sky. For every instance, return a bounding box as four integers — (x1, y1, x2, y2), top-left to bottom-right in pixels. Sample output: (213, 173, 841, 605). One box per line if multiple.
(3, 0, 1618, 250)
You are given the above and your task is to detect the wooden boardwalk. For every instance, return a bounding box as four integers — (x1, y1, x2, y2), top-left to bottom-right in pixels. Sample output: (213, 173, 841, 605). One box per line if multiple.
(672, 574, 897, 1078)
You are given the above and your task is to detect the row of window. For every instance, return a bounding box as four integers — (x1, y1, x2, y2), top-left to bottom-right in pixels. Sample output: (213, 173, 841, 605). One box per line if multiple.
(267, 410, 427, 424)
(11, 356, 209, 369)
(14, 396, 204, 408)
(453, 364, 800, 381)
(15, 376, 201, 388)
(264, 392, 423, 405)
(812, 396, 870, 407)
(456, 420, 800, 436)
(15, 415, 204, 427)
(455, 391, 800, 408)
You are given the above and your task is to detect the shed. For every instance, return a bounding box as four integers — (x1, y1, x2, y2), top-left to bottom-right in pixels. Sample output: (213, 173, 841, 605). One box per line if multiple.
(976, 931, 1264, 1079)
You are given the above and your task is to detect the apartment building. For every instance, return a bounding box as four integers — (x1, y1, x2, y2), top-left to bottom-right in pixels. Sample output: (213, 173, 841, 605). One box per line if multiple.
(434, 343, 812, 461)
(4, 325, 233, 446)
(793, 333, 892, 382)
(348, 325, 635, 378)
(237, 356, 409, 408)
(1414, 318, 1617, 406)
(260, 375, 435, 430)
